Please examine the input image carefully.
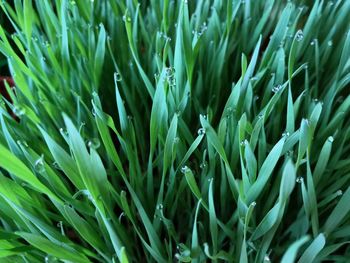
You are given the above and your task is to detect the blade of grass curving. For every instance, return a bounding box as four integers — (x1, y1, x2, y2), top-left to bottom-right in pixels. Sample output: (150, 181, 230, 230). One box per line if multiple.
(281, 236, 310, 263)
(297, 233, 325, 263)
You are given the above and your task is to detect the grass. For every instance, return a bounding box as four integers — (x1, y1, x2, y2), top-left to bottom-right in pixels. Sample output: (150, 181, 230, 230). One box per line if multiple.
(0, 0, 349, 262)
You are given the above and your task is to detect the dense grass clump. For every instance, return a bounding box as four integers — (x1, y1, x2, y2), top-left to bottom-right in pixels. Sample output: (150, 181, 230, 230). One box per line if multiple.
(0, 0, 349, 262)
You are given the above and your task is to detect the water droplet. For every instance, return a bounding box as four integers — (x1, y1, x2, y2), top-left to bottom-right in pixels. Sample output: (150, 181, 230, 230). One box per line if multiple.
(87, 138, 101, 149)
(310, 39, 317, 46)
(122, 15, 131, 23)
(166, 67, 175, 76)
(156, 204, 163, 210)
(272, 85, 282, 93)
(258, 114, 264, 119)
(34, 155, 45, 173)
(163, 34, 172, 42)
(251, 201, 257, 207)
(200, 23, 208, 34)
(295, 30, 304, 41)
(240, 140, 248, 147)
(114, 72, 122, 82)
(264, 255, 271, 262)
(296, 177, 303, 183)
(226, 106, 233, 113)
(174, 137, 180, 144)
(327, 136, 334, 143)
(17, 140, 28, 147)
(181, 166, 188, 174)
(154, 73, 160, 80)
(336, 190, 343, 196)
(166, 68, 176, 87)
(52, 161, 61, 170)
(282, 131, 290, 137)
(56, 221, 62, 228)
(59, 128, 68, 137)
(200, 162, 207, 169)
(197, 128, 206, 135)
(13, 105, 26, 116)
(328, 40, 333, 46)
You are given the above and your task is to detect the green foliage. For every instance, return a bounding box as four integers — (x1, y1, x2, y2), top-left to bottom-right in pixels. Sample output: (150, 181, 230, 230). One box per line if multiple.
(0, 0, 349, 262)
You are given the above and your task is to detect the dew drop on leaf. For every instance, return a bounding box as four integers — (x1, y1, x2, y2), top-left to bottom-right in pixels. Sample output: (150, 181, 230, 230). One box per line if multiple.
(87, 138, 101, 149)
(17, 140, 28, 148)
(295, 30, 304, 41)
(296, 177, 303, 183)
(13, 105, 26, 116)
(34, 155, 45, 173)
(264, 255, 271, 262)
(114, 72, 122, 82)
(181, 166, 188, 174)
(52, 161, 61, 170)
(197, 128, 206, 135)
(59, 128, 68, 137)
(200, 162, 207, 169)
(272, 85, 281, 93)
(282, 131, 290, 137)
